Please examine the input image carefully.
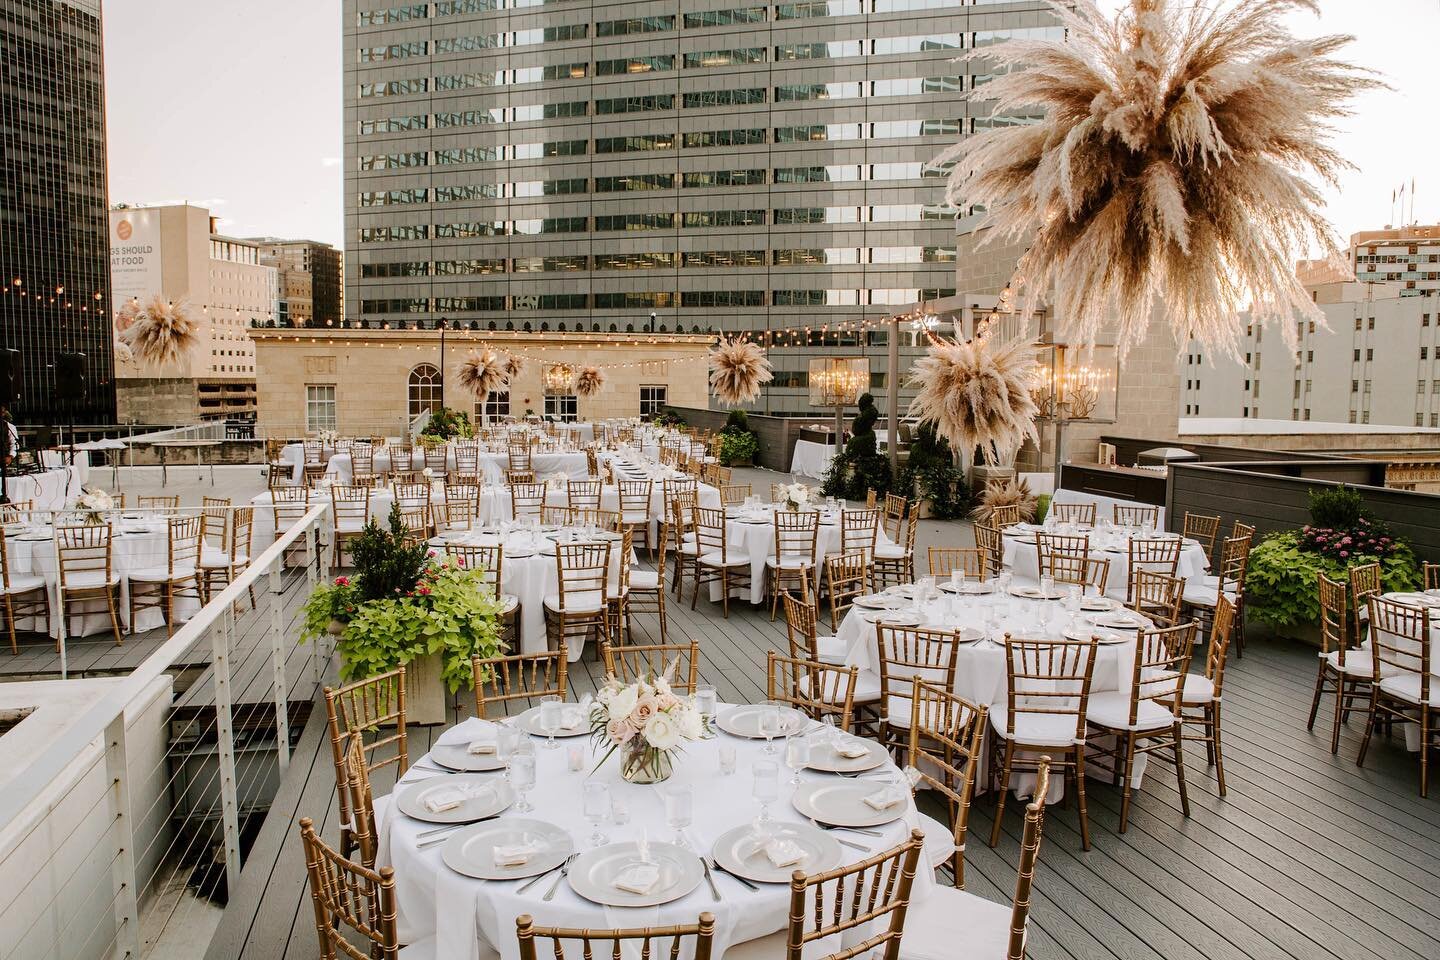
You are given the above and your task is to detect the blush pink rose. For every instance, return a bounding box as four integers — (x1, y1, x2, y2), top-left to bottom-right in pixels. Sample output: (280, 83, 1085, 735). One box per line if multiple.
(607, 717, 636, 744)
(632, 694, 658, 725)
(655, 693, 680, 711)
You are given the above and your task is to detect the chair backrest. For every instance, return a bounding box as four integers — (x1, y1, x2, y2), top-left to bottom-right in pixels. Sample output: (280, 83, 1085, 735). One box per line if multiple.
(201, 496, 231, 548)
(927, 547, 987, 580)
(165, 515, 203, 573)
(1231, 520, 1256, 540)
(567, 478, 602, 510)
(1000, 636, 1098, 744)
(782, 830, 924, 960)
(720, 483, 752, 506)
(1215, 534, 1251, 596)
(875, 624, 961, 705)
(510, 481, 547, 518)
(232, 506, 254, 561)
(768, 650, 857, 730)
(423, 444, 449, 472)
(445, 483, 480, 508)
(1113, 504, 1158, 529)
(510, 443, 534, 472)
(454, 441, 479, 474)
(841, 508, 880, 560)
(1035, 533, 1088, 582)
(473, 648, 569, 717)
(1119, 622, 1195, 726)
(0, 499, 32, 525)
(322, 668, 408, 862)
(692, 505, 731, 556)
(302, 439, 322, 462)
(138, 494, 180, 511)
(1182, 512, 1221, 559)
(299, 816, 399, 960)
(271, 485, 311, 532)
(883, 492, 908, 539)
(603, 640, 700, 693)
(554, 541, 612, 609)
(1368, 595, 1430, 699)
(1318, 572, 1348, 662)
(990, 503, 1022, 529)
(1349, 561, 1383, 639)
(331, 484, 371, 526)
(1049, 501, 1095, 526)
(516, 913, 716, 960)
(618, 479, 653, 519)
(1127, 570, 1184, 626)
(825, 551, 870, 627)
(1427, 562, 1440, 592)
(908, 678, 987, 888)
(56, 523, 113, 578)
(446, 543, 503, 598)
(782, 584, 821, 659)
(1006, 758, 1052, 960)
(774, 509, 820, 564)
(1127, 537, 1181, 586)
(1206, 595, 1237, 695)
(662, 476, 697, 507)
(973, 522, 1004, 577)
(393, 482, 430, 509)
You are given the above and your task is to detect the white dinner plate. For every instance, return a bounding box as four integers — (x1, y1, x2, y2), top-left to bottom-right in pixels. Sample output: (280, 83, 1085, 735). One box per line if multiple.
(15, 533, 52, 542)
(1063, 628, 1131, 645)
(854, 594, 902, 610)
(712, 824, 842, 884)
(395, 775, 515, 824)
(567, 841, 705, 907)
(791, 780, 907, 828)
(716, 704, 808, 739)
(430, 742, 507, 772)
(939, 581, 992, 595)
(1389, 592, 1440, 608)
(441, 819, 572, 880)
(858, 611, 924, 627)
(805, 736, 887, 773)
(512, 703, 590, 738)
(1009, 586, 1066, 601)
(1079, 596, 1117, 612)
(1090, 611, 1147, 630)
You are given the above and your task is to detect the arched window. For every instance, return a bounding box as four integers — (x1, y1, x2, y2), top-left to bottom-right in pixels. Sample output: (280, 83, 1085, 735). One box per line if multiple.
(408, 363, 442, 420)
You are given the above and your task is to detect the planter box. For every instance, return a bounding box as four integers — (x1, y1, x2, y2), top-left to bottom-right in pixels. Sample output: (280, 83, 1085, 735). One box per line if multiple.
(403, 653, 448, 726)
(971, 465, 1015, 489)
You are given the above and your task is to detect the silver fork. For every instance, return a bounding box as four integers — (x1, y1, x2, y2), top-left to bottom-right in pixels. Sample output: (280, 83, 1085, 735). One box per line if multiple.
(542, 855, 575, 901)
(516, 857, 568, 894)
(810, 819, 871, 853)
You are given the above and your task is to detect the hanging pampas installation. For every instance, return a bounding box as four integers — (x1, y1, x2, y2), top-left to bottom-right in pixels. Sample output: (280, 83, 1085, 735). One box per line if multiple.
(936, 0, 1377, 358)
(458, 349, 508, 400)
(707, 337, 773, 407)
(119, 295, 199, 367)
(574, 366, 606, 397)
(503, 353, 524, 382)
(907, 337, 1041, 464)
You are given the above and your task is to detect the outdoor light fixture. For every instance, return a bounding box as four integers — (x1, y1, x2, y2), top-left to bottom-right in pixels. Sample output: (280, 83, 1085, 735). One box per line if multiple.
(543, 363, 574, 393)
(808, 356, 868, 443)
(1032, 337, 1119, 485)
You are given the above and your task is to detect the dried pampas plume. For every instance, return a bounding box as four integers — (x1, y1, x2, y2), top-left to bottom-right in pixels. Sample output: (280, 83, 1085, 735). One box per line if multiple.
(574, 366, 606, 398)
(936, 0, 1379, 359)
(907, 337, 1040, 464)
(503, 354, 524, 381)
(708, 338, 773, 406)
(972, 477, 1038, 525)
(119, 295, 199, 367)
(459, 350, 507, 399)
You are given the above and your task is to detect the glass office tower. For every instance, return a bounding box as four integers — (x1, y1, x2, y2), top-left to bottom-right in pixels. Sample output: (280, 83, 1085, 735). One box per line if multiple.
(343, 0, 1056, 413)
(0, 0, 116, 424)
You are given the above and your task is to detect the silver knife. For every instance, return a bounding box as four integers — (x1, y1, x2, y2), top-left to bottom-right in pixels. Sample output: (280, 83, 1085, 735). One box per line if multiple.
(812, 819, 870, 853)
(695, 840, 722, 902)
(516, 859, 564, 894)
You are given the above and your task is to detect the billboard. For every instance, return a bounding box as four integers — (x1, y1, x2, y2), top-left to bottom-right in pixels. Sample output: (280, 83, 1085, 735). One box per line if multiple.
(109, 208, 162, 307)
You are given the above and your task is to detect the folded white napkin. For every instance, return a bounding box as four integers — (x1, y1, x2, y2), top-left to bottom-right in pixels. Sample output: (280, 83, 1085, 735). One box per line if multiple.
(834, 738, 870, 759)
(762, 838, 807, 868)
(613, 862, 661, 894)
(558, 705, 586, 730)
(492, 840, 545, 866)
(862, 787, 905, 811)
(437, 717, 497, 748)
(467, 739, 497, 756)
(421, 787, 468, 814)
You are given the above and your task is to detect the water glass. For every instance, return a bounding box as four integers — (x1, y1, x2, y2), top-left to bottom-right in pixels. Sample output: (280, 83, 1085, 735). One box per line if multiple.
(693, 685, 718, 737)
(539, 695, 563, 749)
(510, 753, 537, 812)
(663, 785, 694, 846)
(785, 736, 811, 786)
(496, 725, 523, 779)
(752, 760, 779, 825)
(1040, 575, 1055, 597)
(951, 569, 965, 591)
(583, 781, 611, 847)
(718, 745, 737, 775)
(759, 704, 783, 754)
(610, 797, 631, 827)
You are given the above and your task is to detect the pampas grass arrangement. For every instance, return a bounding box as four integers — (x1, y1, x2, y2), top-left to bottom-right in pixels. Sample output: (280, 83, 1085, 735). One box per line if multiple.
(972, 477, 1039, 525)
(907, 336, 1041, 464)
(503, 354, 524, 381)
(575, 366, 606, 398)
(936, 0, 1378, 358)
(119, 295, 199, 367)
(708, 338, 773, 407)
(459, 350, 508, 400)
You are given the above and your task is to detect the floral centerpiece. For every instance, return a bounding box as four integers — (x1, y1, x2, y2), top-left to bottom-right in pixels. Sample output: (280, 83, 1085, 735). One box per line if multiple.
(76, 487, 115, 524)
(317, 429, 338, 446)
(589, 667, 703, 783)
(779, 482, 811, 512)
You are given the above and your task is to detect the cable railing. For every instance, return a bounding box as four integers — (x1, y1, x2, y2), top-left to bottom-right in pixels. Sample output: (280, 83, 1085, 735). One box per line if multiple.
(0, 501, 332, 960)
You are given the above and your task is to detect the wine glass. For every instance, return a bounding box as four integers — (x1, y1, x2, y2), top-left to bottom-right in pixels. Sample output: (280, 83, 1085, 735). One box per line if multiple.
(583, 781, 610, 847)
(510, 752, 536, 812)
(752, 760, 779, 829)
(785, 735, 811, 786)
(663, 785, 694, 847)
(539, 695, 563, 749)
(496, 725, 523, 782)
(759, 703, 783, 755)
(693, 685, 718, 737)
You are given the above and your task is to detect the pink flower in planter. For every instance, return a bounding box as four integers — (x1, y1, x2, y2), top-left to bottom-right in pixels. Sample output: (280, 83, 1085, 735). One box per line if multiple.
(335, 575, 350, 586)
(417, 585, 431, 596)
(1340, 550, 1349, 557)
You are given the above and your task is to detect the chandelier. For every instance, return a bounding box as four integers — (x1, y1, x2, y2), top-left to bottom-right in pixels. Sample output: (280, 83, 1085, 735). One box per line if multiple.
(807, 357, 868, 408)
(543, 363, 574, 393)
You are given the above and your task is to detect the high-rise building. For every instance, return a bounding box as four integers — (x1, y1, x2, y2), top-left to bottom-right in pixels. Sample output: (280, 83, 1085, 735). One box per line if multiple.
(251, 238, 345, 327)
(1348, 223, 1440, 298)
(342, 0, 1058, 414)
(0, 0, 116, 425)
(109, 204, 276, 422)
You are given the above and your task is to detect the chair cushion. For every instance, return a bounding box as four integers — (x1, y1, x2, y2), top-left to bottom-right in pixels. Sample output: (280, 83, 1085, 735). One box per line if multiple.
(2, 573, 46, 595)
(199, 548, 249, 569)
(629, 569, 660, 590)
(1180, 672, 1216, 705)
(990, 703, 1083, 747)
(543, 591, 604, 614)
(129, 563, 198, 583)
(1378, 673, 1440, 707)
(815, 634, 846, 665)
(1182, 581, 1238, 608)
(828, 669, 881, 705)
(621, 511, 650, 523)
(766, 554, 815, 570)
(699, 549, 750, 567)
(917, 811, 959, 869)
(60, 570, 120, 589)
(335, 519, 369, 534)
(874, 543, 909, 560)
(1322, 649, 1377, 679)
(499, 594, 520, 615)
(898, 886, 1013, 960)
(1086, 690, 1178, 732)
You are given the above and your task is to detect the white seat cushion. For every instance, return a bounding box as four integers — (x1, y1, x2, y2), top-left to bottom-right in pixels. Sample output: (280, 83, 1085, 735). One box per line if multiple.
(399, 934, 497, 960)
(199, 547, 248, 569)
(899, 886, 1013, 960)
(699, 549, 750, 567)
(2, 572, 46, 595)
(1086, 690, 1177, 732)
(918, 811, 959, 869)
(828, 669, 881, 705)
(875, 543, 909, 560)
(1180, 672, 1216, 705)
(1378, 672, 1440, 707)
(621, 511, 649, 523)
(766, 554, 814, 570)
(335, 519, 368, 534)
(543, 591, 604, 614)
(60, 569, 120, 589)
(815, 634, 846, 665)
(129, 563, 198, 583)
(629, 569, 660, 590)
(1321, 649, 1377, 679)
(990, 703, 1082, 747)
(499, 593, 520, 615)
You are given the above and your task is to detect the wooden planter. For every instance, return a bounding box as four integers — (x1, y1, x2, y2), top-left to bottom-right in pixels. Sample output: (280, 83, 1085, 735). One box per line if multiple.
(402, 653, 448, 725)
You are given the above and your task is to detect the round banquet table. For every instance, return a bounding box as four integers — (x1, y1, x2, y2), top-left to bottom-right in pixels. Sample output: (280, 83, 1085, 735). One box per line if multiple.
(1364, 590, 1440, 751)
(715, 505, 895, 605)
(379, 709, 931, 960)
(1003, 523, 1209, 602)
(325, 449, 590, 485)
(3, 518, 198, 637)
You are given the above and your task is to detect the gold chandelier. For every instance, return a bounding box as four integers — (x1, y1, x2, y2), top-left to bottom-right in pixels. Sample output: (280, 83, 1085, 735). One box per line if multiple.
(543, 363, 574, 393)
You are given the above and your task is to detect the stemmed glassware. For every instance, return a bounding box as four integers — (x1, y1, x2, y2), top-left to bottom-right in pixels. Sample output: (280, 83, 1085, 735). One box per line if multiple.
(583, 781, 610, 847)
(785, 735, 811, 786)
(510, 752, 536, 812)
(539, 695, 563, 749)
(693, 685, 718, 738)
(752, 760, 779, 832)
(759, 702, 784, 755)
(663, 785, 694, 847)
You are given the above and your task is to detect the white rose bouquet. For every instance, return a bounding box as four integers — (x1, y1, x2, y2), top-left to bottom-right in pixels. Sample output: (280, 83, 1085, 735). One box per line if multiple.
(590, 662, 703, 783)
(318, 429, 338, 445)
(782, 482, 812, 511)
(76, 486, 115, 524)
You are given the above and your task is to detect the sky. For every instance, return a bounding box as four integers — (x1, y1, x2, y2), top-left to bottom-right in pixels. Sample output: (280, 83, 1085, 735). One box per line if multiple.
(101, 0, 1439, 252)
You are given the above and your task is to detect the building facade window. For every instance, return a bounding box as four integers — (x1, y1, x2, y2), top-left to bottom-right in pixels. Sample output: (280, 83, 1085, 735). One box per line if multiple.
(408, 364, 443, 420)
(306, 385, 337, 432)
(477, 391, 510, 421)
(639, 385, 668, 416)
(545, 394, 578, 421)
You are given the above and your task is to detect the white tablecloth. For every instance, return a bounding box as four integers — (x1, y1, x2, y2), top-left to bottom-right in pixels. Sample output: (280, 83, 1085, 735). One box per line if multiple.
(1003, 526, 1209, 602)
(6, 466, 83, 511)
(381, 710, 930, 960)
(713, 506, 894, 605)
(325, 450, 589, 486)
(1050, 488, 1166, 530)
(789, 440, 835, 479)
(38, 451, 89, 485)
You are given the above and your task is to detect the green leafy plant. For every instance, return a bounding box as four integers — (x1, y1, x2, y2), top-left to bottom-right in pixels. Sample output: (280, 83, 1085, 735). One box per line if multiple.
(896, 421, 970, 520)
(1246, 530, 1421, 630)
(652, 408, 687, 427)
(821, 393, 892, 501)
(1307, 484, 1365, 530)
(349, 505, 429, 603)
(419, 405, 473, 442)
(717, 430, 759, 464)
(301, 575, 360, 638)
(1036, 493, 1052, 523)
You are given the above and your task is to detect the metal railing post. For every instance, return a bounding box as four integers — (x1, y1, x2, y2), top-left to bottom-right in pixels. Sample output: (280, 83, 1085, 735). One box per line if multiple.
(268, 556, 290, 772)
(212, 606, 243, 895)
(105, 714, 140, 960)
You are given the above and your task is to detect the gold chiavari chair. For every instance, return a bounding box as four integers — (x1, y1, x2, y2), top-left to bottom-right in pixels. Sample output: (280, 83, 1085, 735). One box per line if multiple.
(1181, 533, 1249, 627)
(1182, 512, 1222, 561)
(422, 442, 449, 475)
(331, 484, 372, 567)
(1114, 503, 1159, 529)
(662, 475, 698, 510)
(1183, 594, 1236, 793)
(991, 636, 1097, 849)
(603, 639, 701, 694)
(298, 817, 402, 960)
(323, 668, 408, 863)
(840, 507, 880, 562)
(1357, 596, 1440, 796)
(605, 526, 635, 644)
(350, 442, 380, 486)
(516, 914, 715, 960)
(137, 494, 180, 511)
(626, 527, 669, 642)
(705, 463, 732, 487)
(452, 440, 481, 484)
(302, 439, 322, 464)
(690, 505, 751, 618)
(882, 492, 909, 541)
(539, 505, 573, 526)
(0, 499, 33, 524)
(585, 446, 599, 477)
(304, 462, 329, 488)
(270, 486, 311, 567)
(928, 547, 987, 581)
(1128, 569, 1184, 627)
(508, 442, 533, 479)
(724, 832, 923, 960)
(973, 521, 1004, 579)
(473, 647, 568, 718)
(1036, 532, 1089, 583)
(907, 677, 987, 881)
(667, 492, 699, 598)
(1087, 621, 1196, 832)
(200, 505, 254, 608)
(874, 508, 920, 588)
(895, 761, 1053, 960)
(201, 496, 230, 554)
(1049, 501, 1096, 526)
(767, 509, 819, 620)
(617, 478, 654, 556)
(445, 482, 480, 511)
(544, 541, 612, 653)
(510, 481, 546, 520)
(1231, 519, 1256, 541)
(990, 502, 1022, 529)
(824, 551, 870, 630)
(770, 482, 788, 503)
(876, 623, 961, 750)
(446, 543, 520, 645)
(1426, 562, 1440, 591)
(1349, 560, 1383, 643)
(0, 534, 48, 652)
(566, 478, 603, 511)
(436, 498, 476, 534)
(767, 650, 858, 731)
(1126, 536, 1181, 600)
(779, 575, 849, 666)
(396, 506, 430, 546)
(128, 515, 203, 638)
(719, 483, 751, 506)
(1308, 573, 1373, 755)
